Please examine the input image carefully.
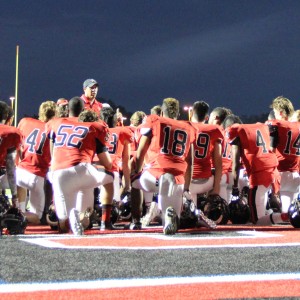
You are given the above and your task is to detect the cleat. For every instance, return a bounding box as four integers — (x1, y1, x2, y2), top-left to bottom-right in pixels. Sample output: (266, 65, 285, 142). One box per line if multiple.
(58, 219, 70, 234)
(80, 207, 93, 229)
(128, 221, 142, 230)
(196, 209, 217, 230)
(69, 208, 84, 236)
(100, 221, 119, 231)
(141, 201, 160, 226)
(163, 206, 178, 235)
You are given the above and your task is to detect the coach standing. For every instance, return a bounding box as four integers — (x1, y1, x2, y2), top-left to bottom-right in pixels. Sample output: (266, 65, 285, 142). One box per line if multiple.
(81, 78, 102, 115)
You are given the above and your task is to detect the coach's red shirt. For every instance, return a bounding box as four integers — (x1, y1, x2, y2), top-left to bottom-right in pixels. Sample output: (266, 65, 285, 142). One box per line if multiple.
(80, 94, 103, 115)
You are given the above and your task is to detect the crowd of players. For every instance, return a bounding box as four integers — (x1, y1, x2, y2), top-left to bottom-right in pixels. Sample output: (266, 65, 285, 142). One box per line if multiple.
(0, 77, 299, 235)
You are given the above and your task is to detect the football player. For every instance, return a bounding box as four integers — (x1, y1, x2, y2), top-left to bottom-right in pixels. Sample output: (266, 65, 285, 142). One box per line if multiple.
(16, 101, 56, 223)
(0, 101, 22, 208)
(188, 101, 224, 201)
(268, 96, 300, 212)
(224, 114, 288, 225)
(47, 97, 113, 235)
(56, 98, 69, 118)
(132, 97, 215, 234)
(99, 106, 133, 206)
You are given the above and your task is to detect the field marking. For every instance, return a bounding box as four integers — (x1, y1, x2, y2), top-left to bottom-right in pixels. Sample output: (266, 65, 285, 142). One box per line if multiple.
(1, 273, 300, 293)
(19, 230, 300, 250)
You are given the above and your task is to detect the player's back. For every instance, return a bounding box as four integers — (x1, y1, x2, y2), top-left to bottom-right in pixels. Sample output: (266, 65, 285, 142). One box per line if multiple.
(107, 126, 133, 172)
(18, 117, 50, 177)
(268, 119, 300, 172)
(190, 122, 224, 178)
(230, 123, 278, 173)
(47, 118, 109, 171)
(222, 131, 233, 174)
(143, 115, 196, 175)
(0, 124, 21, 166)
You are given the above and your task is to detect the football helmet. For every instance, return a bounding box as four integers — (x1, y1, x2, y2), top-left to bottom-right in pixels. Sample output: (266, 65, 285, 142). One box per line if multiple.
(202, 194, 230, 225)
(119, 192, 131, 220)
(180, 199, 197, 229)
(229, 195, 250, 224)
(46, 204, 59, 230)
(0, 207, 27, 235)
(288, 194, 300, 228)
(197, 193, 209, 211)
(267, 191, 282, 213)
(0, 193, 10, 216)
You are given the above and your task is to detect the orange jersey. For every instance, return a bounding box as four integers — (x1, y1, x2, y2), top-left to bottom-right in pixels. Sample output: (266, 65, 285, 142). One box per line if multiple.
(126, 125, 139, 156)
(17, 118, 51, 177)
(46, 118, 110, 171)
(227, 123, 279, 188)
(189, 122, 224, 179)
(81, 94, 102, 114)
(222, 133, 232, 174)
(0, 125, 22, 166)
(107, 126, 134, 172)
(140, 115, 196, 184)
(267, 119, 300, 172)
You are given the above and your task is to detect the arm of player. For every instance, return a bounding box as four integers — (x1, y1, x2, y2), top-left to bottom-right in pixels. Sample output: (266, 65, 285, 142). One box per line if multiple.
(97, 151, 113, 170)
(231, 143, 241, 189)
(184, 144, 194, 192)
(135, 135, 151, 173)
(6, 148, 18, 207)
(210, 141, 222, 195)
(121, 141, 131, 193)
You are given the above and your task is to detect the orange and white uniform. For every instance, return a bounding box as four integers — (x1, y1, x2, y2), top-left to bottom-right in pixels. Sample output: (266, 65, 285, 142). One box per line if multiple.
(132, 114, 196, 217)
(0, 125, 21, 166)
(267, 119, 300, 211)
(0, 124, 22, 196)
(46, 117, 112, 220)
(106, 126, 133, 201)
(140, 115, 196, 184)
(227, 122, 280, 223)
(189, 122, 224, 201)
(16, 118, 51, 218)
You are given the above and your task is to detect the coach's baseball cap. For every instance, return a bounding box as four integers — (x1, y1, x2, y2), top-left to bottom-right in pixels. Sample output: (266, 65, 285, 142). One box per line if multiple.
(83, 79, 99, 89)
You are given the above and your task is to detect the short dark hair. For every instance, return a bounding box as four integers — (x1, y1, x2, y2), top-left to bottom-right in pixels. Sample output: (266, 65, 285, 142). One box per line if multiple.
(0, 101, 9, 122)
(99, 106, 117, 128)
(78, 110, 99, 122)
(192, 101, 209, 122)
(223, 114, 242, 129)
(211, 107, 232, 124)
(69, 97, 84, 117)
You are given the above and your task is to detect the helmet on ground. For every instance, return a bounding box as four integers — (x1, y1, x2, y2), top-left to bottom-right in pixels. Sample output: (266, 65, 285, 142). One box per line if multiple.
(46, 204, 59, 230)
(180, 199, 197, 229)
(267, 192, 282, 213)
(0, 207, 27, 235)
(288, 195, 300, 228)
(203, 194, 230, 225)
(229, 195, 250, 224)
(0, 194, 10, 216)
(119, 192, 131, 220)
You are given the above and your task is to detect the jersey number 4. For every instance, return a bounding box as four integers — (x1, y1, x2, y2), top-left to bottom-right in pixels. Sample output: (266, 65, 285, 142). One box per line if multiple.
(26, 129, 47, 155)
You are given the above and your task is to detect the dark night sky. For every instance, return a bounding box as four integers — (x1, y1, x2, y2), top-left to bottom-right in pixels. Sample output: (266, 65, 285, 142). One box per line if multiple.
(1, 0, 300, 122)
